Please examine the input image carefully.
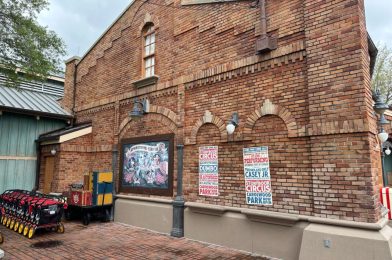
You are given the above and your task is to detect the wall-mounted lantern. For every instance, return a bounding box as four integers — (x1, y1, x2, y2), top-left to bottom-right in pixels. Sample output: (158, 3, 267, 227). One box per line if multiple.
(226, 112, 239, 135)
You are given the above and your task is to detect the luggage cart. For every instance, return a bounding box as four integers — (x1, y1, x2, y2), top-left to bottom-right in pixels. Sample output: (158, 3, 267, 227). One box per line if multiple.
(0, 190, 67, 239)
(65, 181, 112, 225)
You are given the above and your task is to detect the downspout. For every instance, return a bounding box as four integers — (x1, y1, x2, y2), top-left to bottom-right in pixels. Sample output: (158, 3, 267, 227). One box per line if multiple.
(34, 140, 41, 191)
(256, 0, 277, 53)
(71, 61, 78, 127)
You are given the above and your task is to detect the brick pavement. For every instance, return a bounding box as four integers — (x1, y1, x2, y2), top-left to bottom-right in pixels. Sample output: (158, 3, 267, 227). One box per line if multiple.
(0, 221, 266, 260)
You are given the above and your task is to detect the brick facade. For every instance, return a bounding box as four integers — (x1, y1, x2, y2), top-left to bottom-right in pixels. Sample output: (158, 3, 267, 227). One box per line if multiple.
(47, 0, 381, 223)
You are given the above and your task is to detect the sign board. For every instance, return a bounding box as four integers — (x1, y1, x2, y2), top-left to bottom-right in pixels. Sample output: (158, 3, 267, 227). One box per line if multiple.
(243, 147, 273, 205)
(199, 146, 219, 196)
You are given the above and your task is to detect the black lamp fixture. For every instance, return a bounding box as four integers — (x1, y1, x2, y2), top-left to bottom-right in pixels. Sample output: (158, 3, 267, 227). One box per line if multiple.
(226, 112, 239, 135)
(128, 98, 150, 120)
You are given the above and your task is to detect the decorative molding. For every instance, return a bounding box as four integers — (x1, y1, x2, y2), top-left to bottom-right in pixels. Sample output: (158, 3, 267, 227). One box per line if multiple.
(243, 100, 301, 139)
(136, 12, 161, 37)
(132, 75, 159, 89)
(74, 40, 306, 113)
(0, 156, 37, 161)
(60, 144, 112, 153)
(118, 104, 179, 138)
(186, 111, 227, 145)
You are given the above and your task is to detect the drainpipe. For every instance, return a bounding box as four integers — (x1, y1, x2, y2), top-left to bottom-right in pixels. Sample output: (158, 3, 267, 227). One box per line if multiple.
(34, 140, 41, 191)
(171, 144, 185, 237)
(71, 62, 78, 127)
(256, 0, 277, 53)
(111, 145, 119, 220)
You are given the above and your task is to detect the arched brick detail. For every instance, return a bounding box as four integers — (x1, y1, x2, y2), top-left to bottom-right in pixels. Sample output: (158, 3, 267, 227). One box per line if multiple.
(117, 104, 179, 138)
(186, 111, 227, 145)
(243, 101, 298, 139)
(137, 12, 160, 37)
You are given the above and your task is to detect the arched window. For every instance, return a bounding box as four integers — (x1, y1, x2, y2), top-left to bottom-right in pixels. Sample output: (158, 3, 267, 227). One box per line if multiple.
(143, 24, 155, 78)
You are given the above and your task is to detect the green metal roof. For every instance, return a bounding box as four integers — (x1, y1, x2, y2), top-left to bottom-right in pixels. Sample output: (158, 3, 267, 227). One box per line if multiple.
(0, 85, 72, 119)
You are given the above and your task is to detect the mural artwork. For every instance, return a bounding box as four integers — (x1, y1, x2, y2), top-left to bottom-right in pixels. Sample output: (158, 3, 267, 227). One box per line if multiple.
(120, 134, 174, 196)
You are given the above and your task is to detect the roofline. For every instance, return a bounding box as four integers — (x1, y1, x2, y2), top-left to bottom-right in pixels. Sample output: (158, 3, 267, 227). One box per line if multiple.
(37, 122, 92, 142)
(368, 33, 378, 77)
(78, 0, 137, 64)
(0, 106, 73, 121)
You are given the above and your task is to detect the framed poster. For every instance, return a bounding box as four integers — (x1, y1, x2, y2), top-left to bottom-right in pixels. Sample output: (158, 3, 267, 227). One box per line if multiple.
(119, 134, 174, 196)
(199, 146, 219, 197)
(243, 147, 273, 205)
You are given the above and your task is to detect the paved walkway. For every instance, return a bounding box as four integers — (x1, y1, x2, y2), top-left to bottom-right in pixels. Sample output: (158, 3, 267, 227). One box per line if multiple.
(0, 221, 265, 259)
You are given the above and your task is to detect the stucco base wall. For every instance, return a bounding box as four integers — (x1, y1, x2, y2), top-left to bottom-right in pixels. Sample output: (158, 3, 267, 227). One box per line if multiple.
(299, 223, 392, 260)
(184, 208, 308, 260)
(114, 197, 173, 234)
(113, 199, 392, 259)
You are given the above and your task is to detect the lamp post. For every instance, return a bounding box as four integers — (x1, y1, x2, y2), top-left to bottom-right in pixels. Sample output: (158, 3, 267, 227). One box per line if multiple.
(373, 90, 390, 186)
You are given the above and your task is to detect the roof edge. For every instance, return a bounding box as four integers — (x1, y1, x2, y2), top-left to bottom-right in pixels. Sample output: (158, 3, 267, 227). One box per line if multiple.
(0, 106, 73, 121)
(37, 122, 92, 142)
(78, 0, 137, 64)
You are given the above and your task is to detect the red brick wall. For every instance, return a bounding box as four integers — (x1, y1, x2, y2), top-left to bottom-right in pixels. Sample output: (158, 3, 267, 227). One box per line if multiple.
(56, 0, 382, 223)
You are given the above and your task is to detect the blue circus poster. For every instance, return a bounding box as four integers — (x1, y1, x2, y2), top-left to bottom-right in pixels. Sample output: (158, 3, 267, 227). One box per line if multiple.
(243, 147, 273, 205)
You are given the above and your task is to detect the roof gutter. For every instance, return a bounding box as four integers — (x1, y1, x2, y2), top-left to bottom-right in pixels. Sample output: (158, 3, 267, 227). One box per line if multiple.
(368, 34, 378, 77)
(0, 106, 73, 121)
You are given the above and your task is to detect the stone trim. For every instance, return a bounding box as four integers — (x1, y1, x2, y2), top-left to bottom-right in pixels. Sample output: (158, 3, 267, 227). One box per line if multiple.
(136, 12, 160, 37)
(186, 202, 227, 216)
(115, 194, 173, 204)
(243, 99, 301, 139)
(60, 144, 112, 153)
(132, 75, 160, 89)
(184, 202, 389, 230)
(186, 110, 227, 145)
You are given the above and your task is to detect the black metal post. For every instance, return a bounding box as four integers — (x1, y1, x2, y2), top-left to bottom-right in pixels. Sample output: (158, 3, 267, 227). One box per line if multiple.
(111, 145, 119, 221)
(171, 144, 185, 238)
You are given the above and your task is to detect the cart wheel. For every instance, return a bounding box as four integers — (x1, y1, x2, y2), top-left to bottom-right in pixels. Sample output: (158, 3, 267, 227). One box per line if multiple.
(82, 212, 91, 226)
(27, 226, 35, 239)
(14, 221, 19, 232)
(23, 225, 29, 237)
(103, 208, 111, 222)
(6, 218, 11, 228)
(10, 219, 15, 230)
(57, 223, 65, 233)
(18, 223, 24, 234)
(0, 233, 3, 244)
(64, 210, 71, 221)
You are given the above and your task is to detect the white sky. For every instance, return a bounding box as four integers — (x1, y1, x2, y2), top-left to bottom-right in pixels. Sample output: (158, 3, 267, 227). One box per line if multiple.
(38, 0, 392, 62)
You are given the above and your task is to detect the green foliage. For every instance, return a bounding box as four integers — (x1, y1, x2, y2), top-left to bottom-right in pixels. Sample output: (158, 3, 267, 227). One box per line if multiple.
(0, 0, 66, 85)
(373, 44, 392, 104)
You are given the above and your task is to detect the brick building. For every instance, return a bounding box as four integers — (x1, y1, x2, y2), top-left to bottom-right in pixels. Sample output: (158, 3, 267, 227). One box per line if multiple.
(38, 0, 392, 259)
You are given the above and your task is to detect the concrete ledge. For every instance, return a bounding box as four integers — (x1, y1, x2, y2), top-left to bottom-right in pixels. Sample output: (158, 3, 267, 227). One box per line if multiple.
(115, 194, 173, 204)
(185, 203, 388, 230)
(242, 208, 300, 227)
(186, 202, 227, 216)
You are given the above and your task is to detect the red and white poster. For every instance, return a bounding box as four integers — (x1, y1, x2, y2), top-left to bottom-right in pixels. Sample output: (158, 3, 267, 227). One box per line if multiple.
(199, 146, 219, 197)
(243, 147, 273, 205)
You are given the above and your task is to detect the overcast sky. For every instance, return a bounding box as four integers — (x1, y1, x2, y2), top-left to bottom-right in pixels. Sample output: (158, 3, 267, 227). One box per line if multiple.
(38, 0, 392, 63)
